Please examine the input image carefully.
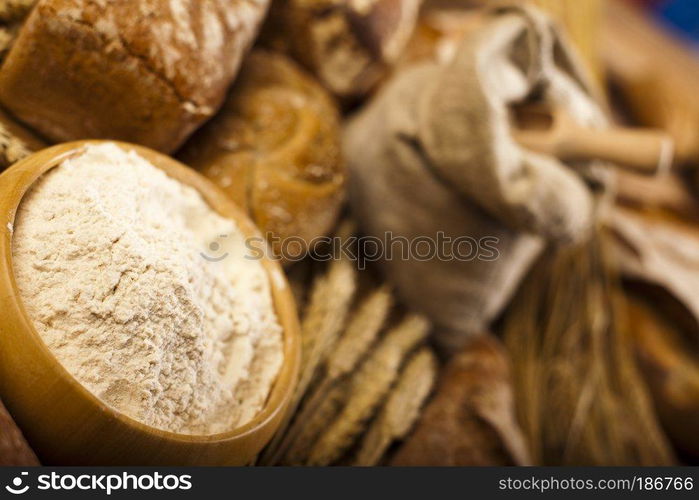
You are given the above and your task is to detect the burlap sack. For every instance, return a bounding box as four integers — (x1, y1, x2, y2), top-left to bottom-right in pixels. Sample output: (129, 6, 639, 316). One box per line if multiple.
(344, 5, 606, 351)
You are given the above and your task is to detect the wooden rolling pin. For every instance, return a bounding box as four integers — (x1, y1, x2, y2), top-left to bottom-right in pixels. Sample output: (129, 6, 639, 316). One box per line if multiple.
(513, 104, 674, 176)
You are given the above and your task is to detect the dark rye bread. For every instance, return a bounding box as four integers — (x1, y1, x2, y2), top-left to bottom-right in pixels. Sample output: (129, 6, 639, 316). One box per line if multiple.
(0, 0, 270, 153)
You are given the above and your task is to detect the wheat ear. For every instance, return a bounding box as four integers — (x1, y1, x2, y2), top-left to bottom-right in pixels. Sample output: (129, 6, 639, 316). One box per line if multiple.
(268, 286, 393, 463)
(297, 219, 359, 394)
(307, 314, 430, 466)
(298, 258, 357, 393)
(283, 381, 350, 465)
(326, 285, 393, 380)
(259, 254, 357, 464)
(354, 347, 438, 466)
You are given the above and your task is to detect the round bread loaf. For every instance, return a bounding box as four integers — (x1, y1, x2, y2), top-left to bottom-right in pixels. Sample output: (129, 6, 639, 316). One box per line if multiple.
(179, 50, 345, 264)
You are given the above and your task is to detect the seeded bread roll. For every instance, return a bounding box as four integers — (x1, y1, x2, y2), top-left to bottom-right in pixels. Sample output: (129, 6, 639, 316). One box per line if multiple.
(0, 0, 269, 153)
(179, 50, 344, 263)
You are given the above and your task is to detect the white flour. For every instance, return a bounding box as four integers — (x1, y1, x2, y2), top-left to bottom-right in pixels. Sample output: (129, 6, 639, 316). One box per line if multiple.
(12, 143, 283, 435)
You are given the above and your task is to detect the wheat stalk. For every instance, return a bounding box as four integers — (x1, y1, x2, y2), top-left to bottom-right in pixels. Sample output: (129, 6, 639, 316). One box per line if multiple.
(297, 219, 358, 391)
(283, 380, 350, 465)
(299, 257, 357, 389)
(307, 314, 430, 465)
(503, 227, 675, 465)
(353, 347, 437, 466)
(259, 241, 357, 464)
(266, 285, 393, 463)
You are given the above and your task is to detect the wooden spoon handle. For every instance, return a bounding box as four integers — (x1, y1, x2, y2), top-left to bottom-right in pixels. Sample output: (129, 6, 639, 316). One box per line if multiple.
(516, 126, 674, 176)
(559, 127, 674, 176)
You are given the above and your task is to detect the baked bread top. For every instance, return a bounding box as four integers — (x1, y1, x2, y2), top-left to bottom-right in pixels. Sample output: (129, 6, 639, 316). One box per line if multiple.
(0, 0, 269, 152)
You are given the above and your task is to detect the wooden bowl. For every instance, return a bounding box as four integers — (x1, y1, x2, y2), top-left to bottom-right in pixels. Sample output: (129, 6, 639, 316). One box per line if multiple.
(0, 141, 301, 465)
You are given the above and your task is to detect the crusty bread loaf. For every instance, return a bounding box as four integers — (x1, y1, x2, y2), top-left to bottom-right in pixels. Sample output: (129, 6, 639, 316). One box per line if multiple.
(179, 50, 344, 263)
(390, 337, 531, 466)
(0, 0, 269, 153)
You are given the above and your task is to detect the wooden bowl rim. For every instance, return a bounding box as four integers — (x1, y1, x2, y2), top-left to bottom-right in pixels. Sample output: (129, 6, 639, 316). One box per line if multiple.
(0, 140, 300, 444)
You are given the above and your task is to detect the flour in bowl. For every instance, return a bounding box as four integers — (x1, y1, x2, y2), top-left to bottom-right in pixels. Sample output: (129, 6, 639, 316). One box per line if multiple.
(12, 143, 283, 435)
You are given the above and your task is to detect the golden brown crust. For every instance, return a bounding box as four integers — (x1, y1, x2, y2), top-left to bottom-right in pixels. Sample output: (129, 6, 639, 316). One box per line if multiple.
(0, 0, 269, 152)
(390, 336, 532, 466)
(179, 50, 345, 263)
(261, 0, 422, 98)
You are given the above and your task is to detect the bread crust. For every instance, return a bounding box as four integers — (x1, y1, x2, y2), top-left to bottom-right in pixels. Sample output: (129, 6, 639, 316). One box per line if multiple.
(0, 0, 269, 152)
(261, 0, 422, 98)
(179, 50, 345, 263)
